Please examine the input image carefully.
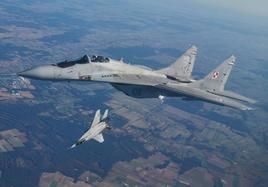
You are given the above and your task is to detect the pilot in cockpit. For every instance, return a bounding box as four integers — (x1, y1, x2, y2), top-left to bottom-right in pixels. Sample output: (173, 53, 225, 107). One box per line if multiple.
(91, 55, 110, 63)
(91, 55, 97, 62)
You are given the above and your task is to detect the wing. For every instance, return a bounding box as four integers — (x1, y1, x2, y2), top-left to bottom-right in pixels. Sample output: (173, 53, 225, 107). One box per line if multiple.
(156, 45, 197, 82)
(91, 109, 101, 128)
(93, 133, 104, 143)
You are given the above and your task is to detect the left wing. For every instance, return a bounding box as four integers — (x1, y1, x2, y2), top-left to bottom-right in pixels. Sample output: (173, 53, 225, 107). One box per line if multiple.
(91, 109, 101, 128)
(93, 133, 104, 143)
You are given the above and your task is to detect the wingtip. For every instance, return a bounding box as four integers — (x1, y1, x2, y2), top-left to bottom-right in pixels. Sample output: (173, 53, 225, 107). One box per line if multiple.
(187, 45, 198, 55)
(227, 55, 236, 65)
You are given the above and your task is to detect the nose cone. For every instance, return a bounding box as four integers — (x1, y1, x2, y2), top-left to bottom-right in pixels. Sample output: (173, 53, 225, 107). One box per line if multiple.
(18, 65, 56, 80)
(69, 144, 76, 149)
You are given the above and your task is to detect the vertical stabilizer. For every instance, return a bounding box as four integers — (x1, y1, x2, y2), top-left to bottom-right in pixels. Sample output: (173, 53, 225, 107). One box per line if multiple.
(102, 109, 109, 121)
(192, 55, 235, 92)
(157, 45, 197, 81)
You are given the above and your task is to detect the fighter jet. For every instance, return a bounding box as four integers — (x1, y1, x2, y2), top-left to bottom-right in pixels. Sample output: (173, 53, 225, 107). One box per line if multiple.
(70, 109, 110, 149)
(18, 46, 255, 110)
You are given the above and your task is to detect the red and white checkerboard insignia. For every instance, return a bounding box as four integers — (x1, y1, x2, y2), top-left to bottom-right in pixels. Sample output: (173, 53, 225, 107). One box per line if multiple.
(212, 71, 220, 79)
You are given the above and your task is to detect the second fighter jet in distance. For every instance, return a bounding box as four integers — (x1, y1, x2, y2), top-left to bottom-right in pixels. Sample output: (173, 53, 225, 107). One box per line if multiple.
(70, 109, 111, 149)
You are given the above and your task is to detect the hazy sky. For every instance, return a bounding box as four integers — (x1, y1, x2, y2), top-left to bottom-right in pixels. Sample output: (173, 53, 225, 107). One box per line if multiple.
(198, 0, 267, 18)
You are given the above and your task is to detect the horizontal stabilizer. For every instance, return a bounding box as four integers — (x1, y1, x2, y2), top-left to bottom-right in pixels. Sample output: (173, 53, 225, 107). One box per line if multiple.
(93, 133, 104, 143)
(208, 90, 256, 104)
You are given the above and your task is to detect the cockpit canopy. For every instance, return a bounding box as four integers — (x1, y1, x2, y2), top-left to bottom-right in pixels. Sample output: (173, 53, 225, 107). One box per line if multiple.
(55, 55, 110, 68)
(91, 55, 110, 63)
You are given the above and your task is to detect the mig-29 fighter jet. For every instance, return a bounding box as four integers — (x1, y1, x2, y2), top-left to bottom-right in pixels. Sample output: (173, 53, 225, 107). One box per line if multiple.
(18, 46, 255, 110)
(70, 109, 111, 149)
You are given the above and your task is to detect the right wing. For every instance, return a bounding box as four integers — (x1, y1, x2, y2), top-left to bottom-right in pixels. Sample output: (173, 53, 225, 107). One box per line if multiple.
(156, 45, 197, 82)
(91, 109, 101, 128)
